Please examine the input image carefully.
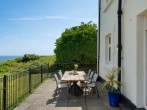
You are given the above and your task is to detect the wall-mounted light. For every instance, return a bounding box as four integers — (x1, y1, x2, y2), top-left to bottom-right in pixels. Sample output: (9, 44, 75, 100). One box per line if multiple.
(116, 45, 118, 51)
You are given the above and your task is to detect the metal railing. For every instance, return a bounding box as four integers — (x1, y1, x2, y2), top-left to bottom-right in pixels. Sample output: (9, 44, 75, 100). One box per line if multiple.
(0, 78, 3, 110)
(0, 63, 97, 110)
(0, 64, 50, 110)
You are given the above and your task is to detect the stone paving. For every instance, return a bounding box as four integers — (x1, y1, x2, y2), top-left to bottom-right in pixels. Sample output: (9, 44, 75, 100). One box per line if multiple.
(14, 78, 143, 110)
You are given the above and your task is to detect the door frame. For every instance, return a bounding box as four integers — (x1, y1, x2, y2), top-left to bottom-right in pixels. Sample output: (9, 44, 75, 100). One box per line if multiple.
(144, 30, 147, 109)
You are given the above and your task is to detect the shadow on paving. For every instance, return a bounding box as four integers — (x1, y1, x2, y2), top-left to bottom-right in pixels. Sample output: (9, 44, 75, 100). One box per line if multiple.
(14, 79, 145, 110)
(46, 87, 88, 110)
(45, 82, 135, 110)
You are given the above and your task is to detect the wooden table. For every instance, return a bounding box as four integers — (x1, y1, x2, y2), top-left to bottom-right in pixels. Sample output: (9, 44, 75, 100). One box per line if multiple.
(61, 71, 89, 96)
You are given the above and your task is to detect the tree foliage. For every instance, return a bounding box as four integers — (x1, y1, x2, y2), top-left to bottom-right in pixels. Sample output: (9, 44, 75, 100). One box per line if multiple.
(16, 54, 40, 63)
(54, 22, 97, 64)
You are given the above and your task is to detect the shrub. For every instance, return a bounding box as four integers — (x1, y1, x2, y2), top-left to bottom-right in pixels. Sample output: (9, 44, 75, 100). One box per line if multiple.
(54, 21, 97, 64)
(16, 54, 40, 63)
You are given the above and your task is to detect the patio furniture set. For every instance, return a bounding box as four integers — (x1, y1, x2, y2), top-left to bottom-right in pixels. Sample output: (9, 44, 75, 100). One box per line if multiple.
(53, 69, 99, 99)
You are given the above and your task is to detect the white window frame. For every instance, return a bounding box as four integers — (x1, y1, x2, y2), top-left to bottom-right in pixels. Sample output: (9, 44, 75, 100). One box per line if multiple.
(105, 34, 112, 64)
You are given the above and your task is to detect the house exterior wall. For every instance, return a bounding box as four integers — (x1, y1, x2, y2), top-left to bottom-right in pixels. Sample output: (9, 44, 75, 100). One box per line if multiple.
(99, 0, 118, 78)
(99, 0, 147, 108)
(122, 0, 147, 108)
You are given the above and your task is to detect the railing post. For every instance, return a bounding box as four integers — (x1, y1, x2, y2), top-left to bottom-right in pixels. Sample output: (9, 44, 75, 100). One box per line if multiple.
(16, 74, 19, 105)
(47, 63, 50, 78)
(48, 63, 50, 73)
(29, 68, 32, 93)
(41, 65, 43, 83)
(3, 75, 7, 110)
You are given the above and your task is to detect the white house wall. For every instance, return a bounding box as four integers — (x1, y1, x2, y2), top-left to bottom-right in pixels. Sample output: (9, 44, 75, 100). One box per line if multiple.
(100, 0, 147, 108)
(100, 0, 118, 79)
(122, 0, 147, 108)
(121, 0, 138, 106)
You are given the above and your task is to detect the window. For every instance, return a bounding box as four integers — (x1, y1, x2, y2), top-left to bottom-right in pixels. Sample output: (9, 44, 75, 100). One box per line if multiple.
(105, 34, 112, 64)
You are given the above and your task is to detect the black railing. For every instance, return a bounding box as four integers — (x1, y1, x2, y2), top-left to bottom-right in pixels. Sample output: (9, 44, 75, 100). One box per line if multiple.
(0, 63, 97, 110)
(0, 64, 50, 110)
(0, 78, 3, 110)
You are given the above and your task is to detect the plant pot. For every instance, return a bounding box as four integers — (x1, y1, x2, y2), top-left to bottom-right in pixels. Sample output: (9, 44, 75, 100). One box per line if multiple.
(108, 92, 120, 107)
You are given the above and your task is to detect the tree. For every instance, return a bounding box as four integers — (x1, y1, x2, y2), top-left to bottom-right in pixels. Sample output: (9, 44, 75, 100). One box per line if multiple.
(54, 21, 97, 64)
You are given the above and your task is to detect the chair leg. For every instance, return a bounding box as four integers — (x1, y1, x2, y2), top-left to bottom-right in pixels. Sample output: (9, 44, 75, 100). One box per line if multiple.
(84, 82, 87, 99)
(54, 88, 58, 99)
(92, 87, 95, 94)
(95, 86, 99, 98)
(68, 82, 71, 93)
(67, 83, 69, 100)
(85, 87, 86, 99)
(97, 89, 99, 98)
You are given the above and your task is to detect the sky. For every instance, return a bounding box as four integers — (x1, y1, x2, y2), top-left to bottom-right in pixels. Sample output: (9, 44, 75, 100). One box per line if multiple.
(0, 0, 98, 56)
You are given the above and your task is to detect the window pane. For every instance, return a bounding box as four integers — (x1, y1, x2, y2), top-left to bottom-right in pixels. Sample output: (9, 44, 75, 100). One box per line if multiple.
(109, 47, 111, 61)
(109, 37, 111, 44)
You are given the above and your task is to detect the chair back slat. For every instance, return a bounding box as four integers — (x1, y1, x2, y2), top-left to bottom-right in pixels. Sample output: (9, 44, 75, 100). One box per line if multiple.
(54, 74, 59, 84)
(89, 71, 94, 79)
(87, 69, 91, 76)
(58, 70, 63, 79)
(92, 73, 98, 82)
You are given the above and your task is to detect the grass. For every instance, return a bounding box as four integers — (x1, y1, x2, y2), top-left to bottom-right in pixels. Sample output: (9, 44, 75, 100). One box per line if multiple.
(0, 70, 51, 110)
(0, 54, 55, 110)
(0, 55, 56, 78)
(0, 54, 97, 109)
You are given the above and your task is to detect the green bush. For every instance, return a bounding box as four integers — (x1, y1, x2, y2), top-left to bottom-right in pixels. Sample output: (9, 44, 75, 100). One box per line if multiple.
(0, 55, 56, 77)
(16, 54, 40, 63)
(54, 21, 97, 64)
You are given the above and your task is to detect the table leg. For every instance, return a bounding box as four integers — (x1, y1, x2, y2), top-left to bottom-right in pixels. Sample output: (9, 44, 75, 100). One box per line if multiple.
(71, 82, 83, 96)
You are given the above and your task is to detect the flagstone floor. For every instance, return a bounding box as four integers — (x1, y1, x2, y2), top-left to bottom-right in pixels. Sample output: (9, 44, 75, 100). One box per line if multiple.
(14, 79, 144, 110)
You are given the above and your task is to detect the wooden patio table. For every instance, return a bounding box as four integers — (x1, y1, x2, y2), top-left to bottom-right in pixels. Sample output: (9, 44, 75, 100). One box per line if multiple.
(61, 71, 89, 96)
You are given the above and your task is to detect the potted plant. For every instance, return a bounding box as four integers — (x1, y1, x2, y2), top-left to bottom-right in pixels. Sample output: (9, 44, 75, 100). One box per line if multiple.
(103, 67, 123, 107)
(73, 64, 78, 74)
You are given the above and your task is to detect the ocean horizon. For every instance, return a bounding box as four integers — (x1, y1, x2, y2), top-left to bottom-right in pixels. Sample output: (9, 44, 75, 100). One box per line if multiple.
(0, 56, 21, 62)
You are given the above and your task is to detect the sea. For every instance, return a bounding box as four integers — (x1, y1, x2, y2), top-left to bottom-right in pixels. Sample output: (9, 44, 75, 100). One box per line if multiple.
(0, 56, 21, 62)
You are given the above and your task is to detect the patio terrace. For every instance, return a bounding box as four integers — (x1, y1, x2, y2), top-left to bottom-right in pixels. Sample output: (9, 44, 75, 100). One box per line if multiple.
(14, 78, 143, 110)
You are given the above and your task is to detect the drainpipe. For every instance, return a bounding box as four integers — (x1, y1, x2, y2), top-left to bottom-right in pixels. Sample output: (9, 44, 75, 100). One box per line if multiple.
(98, 0, 101, 75)
(117, 0, 122, 82)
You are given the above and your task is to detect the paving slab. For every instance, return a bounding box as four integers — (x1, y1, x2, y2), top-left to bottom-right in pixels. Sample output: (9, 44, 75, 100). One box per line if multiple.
(14, 78, 137, 110)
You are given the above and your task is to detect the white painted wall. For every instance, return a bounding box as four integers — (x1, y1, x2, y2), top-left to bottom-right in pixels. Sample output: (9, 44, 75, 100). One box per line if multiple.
(99, 0, 118, 79)
(122, 0, 147, 108)
(99, 0, 147, 108)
